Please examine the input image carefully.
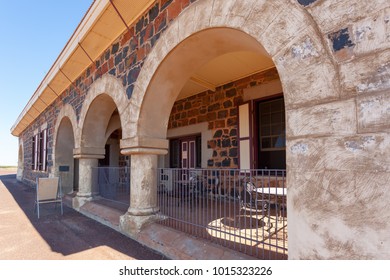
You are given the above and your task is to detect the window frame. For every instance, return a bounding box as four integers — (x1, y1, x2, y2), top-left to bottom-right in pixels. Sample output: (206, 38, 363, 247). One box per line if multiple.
(31, 128, 48, 172)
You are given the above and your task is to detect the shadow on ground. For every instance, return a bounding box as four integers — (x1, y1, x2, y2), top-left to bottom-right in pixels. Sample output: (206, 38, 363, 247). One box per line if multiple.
(0, 173, 168, 260)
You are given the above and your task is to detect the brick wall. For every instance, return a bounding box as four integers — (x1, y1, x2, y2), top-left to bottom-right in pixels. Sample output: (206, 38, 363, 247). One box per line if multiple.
(168, 68, 280, 168)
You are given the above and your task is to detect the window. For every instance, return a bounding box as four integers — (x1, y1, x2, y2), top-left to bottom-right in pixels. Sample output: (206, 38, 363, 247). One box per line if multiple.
(257, 97, 286, 169)
(258, 98, 286, 151)
(31, 129, 48, 171)
(169, 135, 201, 169)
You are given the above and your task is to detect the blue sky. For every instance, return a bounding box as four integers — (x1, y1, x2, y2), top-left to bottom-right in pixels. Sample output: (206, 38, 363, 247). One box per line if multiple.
(0, 0, 92, 166)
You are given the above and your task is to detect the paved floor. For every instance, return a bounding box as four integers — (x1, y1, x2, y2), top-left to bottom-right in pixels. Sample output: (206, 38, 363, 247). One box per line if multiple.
(0, 169, 167, 260)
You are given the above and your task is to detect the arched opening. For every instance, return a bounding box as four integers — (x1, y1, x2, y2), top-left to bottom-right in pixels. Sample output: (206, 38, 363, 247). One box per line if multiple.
(81, 94, 128, 206)
(134, 27, 287, 259)
(55, 117, 76, 194)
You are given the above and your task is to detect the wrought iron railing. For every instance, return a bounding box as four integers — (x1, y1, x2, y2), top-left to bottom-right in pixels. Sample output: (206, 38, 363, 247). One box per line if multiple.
(157, 168, 287, 260)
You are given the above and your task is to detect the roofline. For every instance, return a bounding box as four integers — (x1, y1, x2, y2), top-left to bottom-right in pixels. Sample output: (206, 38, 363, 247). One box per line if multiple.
(10, 0, 110, 136)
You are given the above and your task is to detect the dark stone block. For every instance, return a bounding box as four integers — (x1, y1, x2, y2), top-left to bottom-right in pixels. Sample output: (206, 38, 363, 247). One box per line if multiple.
(126, 84, 134, 99)
(208, 103, 220, 112)
(214, 129, 223, 138)
(328, 28, 355, 52)
(223, 100, 233, 108)
(229, 148, 238, 157)
(184, 102, 191, 110)
(222, 138, 231, 148)
(149, 3, 159, 22)
(227, 117, 237, 127)
(218, 110, 228, 119)
(222, 158, 231, 167)
(112, 42, 119, 54)
(115, 53, 123, 66)
(297, 0, 318, 6)
(105, 49, 110, 60)
(109, 68, 116, 76)
(151, 32, 161, 47)
(226, 88, 237, 98)
(127, 65, 141, 85)
(136, 17, 144, 34)
(230, 108, 237, 116)
(207, 159, 214, 167)
(161, 0, 173, 10)
(122, 46, 129, 57)
(223, 82, 234, 89)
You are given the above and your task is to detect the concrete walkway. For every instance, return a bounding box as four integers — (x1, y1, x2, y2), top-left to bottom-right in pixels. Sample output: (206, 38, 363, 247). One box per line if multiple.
(0, 169, 254, 260)
(0, 169, 166, 260)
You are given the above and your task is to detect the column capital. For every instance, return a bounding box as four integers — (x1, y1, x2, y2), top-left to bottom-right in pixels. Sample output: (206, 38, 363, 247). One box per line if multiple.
(73, 147, 105, 159)
(120, 136, 168, 155)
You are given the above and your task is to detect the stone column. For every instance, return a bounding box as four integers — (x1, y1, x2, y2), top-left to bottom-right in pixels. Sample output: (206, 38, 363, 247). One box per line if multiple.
(72, 147, 105, 209)
(119, 137, 168, 237)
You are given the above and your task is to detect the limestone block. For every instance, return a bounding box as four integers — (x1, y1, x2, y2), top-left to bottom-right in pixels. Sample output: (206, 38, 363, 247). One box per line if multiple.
(306, 0, 390, 34)
(323, 134, 390, 172)
(287, 138, 326, 172)
(281, 61, 339, 109)
(210, 0, 257, 28)
(339, 49, 390, 95)
(191, 0, 214, 31)
(287, 169, 390, 259)
(286, 99, 356, 137)
(243, 0, 284, 47)
(352, 7, 390, 56)
(256, 2, 309, 56)
(288, 133, 390, 173)
(357, 91, 390, 132)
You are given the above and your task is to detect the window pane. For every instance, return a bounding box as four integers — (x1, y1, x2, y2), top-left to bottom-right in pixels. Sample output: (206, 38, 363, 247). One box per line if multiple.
(271, 112, 282, 123)
(258, 98, 286, 151)
(261, 137, 271, 149)
(271, 124, 282, 135)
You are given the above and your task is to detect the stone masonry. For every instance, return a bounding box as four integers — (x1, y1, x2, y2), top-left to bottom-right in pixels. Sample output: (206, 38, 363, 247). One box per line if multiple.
(168, 68, 280, 168)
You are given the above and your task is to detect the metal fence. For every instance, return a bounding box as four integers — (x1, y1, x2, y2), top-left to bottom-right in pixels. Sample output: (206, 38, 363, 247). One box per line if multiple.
(92, 166, 130, 205)
(157, 168, 287, 260)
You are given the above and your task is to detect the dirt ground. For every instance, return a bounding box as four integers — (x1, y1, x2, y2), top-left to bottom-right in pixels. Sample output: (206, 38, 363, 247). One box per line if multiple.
(0, 168, 168, 260)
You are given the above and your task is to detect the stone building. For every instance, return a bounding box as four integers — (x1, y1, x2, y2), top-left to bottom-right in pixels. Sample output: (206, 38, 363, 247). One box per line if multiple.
(11, 0, 390, 259)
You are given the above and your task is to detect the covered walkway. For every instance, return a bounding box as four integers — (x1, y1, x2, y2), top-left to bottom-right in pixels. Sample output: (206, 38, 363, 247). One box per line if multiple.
(0, 169, 253, 260)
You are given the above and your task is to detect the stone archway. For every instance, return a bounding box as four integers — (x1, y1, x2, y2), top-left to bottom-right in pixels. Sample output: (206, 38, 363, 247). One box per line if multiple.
(53, 104, 78, 194)
(74, 74, 127, 208)
(120, 0, 390, 259)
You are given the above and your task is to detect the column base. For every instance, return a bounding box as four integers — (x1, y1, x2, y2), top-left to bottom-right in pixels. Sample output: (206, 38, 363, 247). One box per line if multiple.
(72, 193, 93, 210)
(119, 211, 160, 238)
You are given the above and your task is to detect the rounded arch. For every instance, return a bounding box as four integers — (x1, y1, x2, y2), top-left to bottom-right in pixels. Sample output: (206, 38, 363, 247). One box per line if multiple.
(53, 103, 78, 152)
(78, 74, 128, 149)
(52, 104, 78, 193)
(123, 0, 346, 260)
(127, 0, 339, 140)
